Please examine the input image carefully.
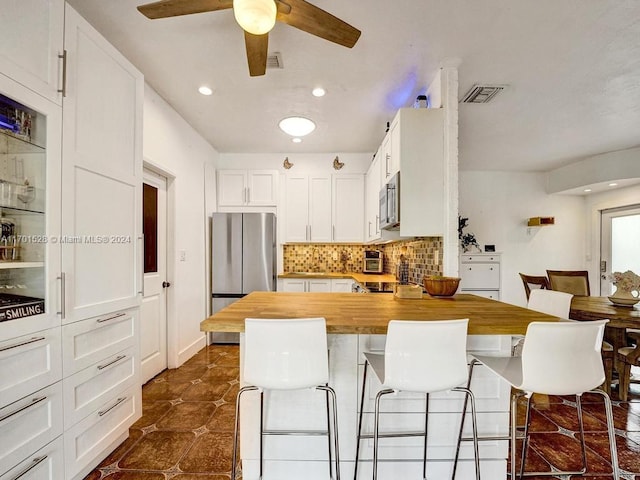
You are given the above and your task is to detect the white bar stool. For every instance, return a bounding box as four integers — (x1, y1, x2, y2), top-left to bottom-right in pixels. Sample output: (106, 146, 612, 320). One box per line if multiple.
(471, 319, 619, 479)
(354, 319, 480, 480)
(232, 317, 340, 480)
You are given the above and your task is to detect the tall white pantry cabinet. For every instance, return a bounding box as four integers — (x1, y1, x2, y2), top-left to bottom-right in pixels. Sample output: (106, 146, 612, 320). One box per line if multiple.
(0, 2, 143, 480)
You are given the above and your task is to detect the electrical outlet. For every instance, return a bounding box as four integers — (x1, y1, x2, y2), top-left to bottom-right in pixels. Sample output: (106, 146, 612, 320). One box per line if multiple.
(333, 252, 338, 261)
(179, 250, 186, 262)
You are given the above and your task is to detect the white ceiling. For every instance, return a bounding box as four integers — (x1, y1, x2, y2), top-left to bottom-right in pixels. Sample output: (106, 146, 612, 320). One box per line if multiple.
(66, 0, 640, 172)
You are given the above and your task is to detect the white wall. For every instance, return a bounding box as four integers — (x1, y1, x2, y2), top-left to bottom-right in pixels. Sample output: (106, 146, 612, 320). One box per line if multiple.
(216, 152, 371, 174)
(460, 171, 585, 306)
(143, 85, 219, 368)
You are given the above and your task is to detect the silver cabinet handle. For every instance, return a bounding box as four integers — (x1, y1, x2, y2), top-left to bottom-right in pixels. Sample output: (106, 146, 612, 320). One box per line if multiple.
(98, 396, 126, 417)
(375, 214, 379, 233)
(0, 396, 47, 424)
(385, 153, 391, 177)
(0, 336, 45, 352)
(332, 225, 335, 241)
(57, 50, 67, 97)
(246, 187, 250, 204)
(368, 221, 372, 237)
(138, 235, 144, 295)
(97, 354, 127, 371)
(96, 312, 127, 324)
(57, 272, 66, 319)
(11, 455, 48, 480)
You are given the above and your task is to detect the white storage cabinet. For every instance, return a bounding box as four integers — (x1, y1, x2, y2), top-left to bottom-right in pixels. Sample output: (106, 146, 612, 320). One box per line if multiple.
(217, 169, 278, 207)
(459, 253, 501, 300)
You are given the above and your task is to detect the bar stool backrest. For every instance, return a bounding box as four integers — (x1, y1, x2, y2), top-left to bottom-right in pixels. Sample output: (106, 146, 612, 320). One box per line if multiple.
(384, 319, 469, 393)
(244, 317, 329, 390)
(520, 319, 608, 395)
(527, 289, 573, 318)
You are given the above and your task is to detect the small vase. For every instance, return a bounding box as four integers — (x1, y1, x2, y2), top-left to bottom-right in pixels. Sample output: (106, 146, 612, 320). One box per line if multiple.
(608, 287, 640, 307)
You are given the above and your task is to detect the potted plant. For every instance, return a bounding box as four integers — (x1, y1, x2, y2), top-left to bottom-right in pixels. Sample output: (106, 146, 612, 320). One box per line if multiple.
(458, 216, 480, 253)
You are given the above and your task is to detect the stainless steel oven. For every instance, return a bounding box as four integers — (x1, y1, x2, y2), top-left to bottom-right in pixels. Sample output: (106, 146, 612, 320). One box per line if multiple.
(363, 250, 383, 273)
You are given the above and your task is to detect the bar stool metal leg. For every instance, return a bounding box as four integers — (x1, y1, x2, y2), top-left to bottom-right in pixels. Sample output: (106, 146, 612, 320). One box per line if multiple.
(592, 389, 620, 479)
(452, 359, 479, 480)
(318, 385, 341, 480)
(232, 385, 259, 480)
(452, 387, 481, 480)
(372, 388, 394, 480)
(422, 393, 430, 480)
(354, 359, 369, 480)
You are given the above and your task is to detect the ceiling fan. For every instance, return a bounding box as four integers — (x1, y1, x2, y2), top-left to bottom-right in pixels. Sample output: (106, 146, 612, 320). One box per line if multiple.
(137, 0, 361, 77)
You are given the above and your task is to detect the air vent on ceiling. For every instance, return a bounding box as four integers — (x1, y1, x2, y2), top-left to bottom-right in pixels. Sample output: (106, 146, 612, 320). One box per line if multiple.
(266, 52, 284, 69)
(460, 84, 506, 103)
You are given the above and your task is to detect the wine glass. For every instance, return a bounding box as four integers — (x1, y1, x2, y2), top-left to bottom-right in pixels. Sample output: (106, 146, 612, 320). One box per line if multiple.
(17, 184, 36, 208)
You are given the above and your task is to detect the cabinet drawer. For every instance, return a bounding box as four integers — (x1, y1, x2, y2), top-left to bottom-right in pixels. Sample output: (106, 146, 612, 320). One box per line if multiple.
(0, 382, 63, 476)
(463, 290, 501, 301)
(0, 436, 64, 480)
(460, 254, 500, 263)
(0, 328, 62, 409)
(460, 263, 500, 289)
(63, 346, 137, 428)
(64, 383, 141, 479)
(62, 309, 137, 376)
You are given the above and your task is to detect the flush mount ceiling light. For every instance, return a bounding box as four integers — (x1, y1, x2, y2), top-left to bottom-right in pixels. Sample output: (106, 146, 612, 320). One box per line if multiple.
(279, 116, 316, 137)
(198, 86, 213, 95)
(460, 84, 507, 103)
(312, 87, 326, 97)
(233, 0, 277, 35)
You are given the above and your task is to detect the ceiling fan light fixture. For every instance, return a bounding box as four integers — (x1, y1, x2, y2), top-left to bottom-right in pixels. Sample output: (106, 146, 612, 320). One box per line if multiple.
(233, 0, 277, 35)
(279, 116, 316, 137)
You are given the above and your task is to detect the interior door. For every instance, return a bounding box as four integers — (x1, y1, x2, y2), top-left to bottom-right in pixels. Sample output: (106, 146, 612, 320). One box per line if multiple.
(600, 204, 640, 295)
(141, 169, 168, 383)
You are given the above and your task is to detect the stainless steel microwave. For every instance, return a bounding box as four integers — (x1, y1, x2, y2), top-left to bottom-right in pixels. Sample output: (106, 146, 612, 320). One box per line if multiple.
(379, 172, 399, 230)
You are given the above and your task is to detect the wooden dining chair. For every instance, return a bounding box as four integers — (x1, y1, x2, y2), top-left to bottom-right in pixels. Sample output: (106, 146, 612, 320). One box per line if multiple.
(617, 329, 640, 401)
(519, 273, 550, 300)
(546, 270, 591, 296)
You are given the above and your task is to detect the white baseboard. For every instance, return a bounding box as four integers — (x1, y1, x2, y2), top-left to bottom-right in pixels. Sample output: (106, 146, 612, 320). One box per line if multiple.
(175, 333, 207, 367)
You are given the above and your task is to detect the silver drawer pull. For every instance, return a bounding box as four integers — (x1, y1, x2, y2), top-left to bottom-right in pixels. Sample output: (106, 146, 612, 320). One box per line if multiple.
(0, 396, 47, 423)
(96, 312, 127, 323)
(0, 336, 45, 352)
(11, 455, 48, 480)
(97, 354, 127, 370)
(98, 397, 126, 417)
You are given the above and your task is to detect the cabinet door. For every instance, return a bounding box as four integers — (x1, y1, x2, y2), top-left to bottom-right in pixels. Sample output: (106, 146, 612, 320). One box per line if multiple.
(332, 175, 364, 243)
(331, 279, 353, 293)
(388, 120, 400, 178)
(381, 133, 392, 183)
(308, 176, 331, 242)
(460, 263, 500, 290)
(284, 175, 310, 242)
(247, 170, 277, 205)
(365, 156, 381, 242)
(0, 436, 64, 480)
(308, 279, 331, 292)
(61, 5, 143, 322)
(0, 0, 64, 104)
(281, 279, 306, 292)
(217, 170, 247, 206)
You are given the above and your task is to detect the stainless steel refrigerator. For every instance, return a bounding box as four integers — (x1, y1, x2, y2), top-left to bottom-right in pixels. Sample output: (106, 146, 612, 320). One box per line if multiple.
(210, 212, 276, 343)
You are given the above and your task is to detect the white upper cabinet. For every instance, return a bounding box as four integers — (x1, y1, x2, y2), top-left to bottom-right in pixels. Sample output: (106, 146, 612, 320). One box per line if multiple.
(217, 170, 278, 207)
(285, 174, 331, 243)
(332, 174, 364, 243)
(61, 5, 143, 323)
(364, 154, 381, 242)
(0, 0, 64, 104)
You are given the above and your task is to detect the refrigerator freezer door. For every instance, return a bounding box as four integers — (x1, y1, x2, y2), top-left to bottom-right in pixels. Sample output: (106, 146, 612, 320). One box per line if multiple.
(242, 213, 276, 293)
(212, 213, 243, 294)
(210, 296, 241, 344)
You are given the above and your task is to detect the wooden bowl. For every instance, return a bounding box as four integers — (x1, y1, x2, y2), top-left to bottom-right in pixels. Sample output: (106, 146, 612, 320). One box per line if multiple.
(423, 276, 461, 297)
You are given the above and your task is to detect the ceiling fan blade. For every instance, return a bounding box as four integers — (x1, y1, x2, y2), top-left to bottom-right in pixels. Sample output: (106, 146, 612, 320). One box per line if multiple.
(275, 0, 360, 48)
(137, 0, 232, 19)
(245, 31, 269, 77)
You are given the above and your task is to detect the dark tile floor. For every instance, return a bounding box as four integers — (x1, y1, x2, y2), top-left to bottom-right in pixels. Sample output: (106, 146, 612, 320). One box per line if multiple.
(86, 345, 640, 480)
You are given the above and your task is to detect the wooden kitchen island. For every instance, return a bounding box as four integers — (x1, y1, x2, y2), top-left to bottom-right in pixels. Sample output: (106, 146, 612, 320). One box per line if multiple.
(201, 292, 560, 480)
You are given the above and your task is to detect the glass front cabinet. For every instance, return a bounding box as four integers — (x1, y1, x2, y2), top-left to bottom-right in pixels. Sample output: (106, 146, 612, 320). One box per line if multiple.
(0, 83, 61, 339)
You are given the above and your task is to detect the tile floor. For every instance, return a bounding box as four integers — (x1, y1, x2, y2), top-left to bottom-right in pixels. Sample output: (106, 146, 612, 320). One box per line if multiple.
(86, 344, 640, 480)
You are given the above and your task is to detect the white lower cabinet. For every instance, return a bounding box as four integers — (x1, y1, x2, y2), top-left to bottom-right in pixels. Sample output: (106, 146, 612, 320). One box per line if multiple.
(331, 279, 354, 292)
(459, 253, 501, 300)
(0, 382, 63, 476)
(282, 278, 331, 292)
(64, 383, 141, 479)
(0, 436, 64, 480)
(0, 327, 62, 409)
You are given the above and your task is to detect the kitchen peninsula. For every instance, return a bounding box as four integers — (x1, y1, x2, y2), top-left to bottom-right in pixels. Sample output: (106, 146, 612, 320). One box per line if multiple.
(201, 292, 559, 479)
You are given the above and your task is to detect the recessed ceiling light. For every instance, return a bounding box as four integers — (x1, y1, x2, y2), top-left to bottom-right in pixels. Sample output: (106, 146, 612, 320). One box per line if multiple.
(198, 86, 213, 96)
(292, 138, 302, 143)
(583, 188, 592, 192)
(609, 182, 618, 187)
(279, 116, 316, 137)
(312, 87, 326, 97)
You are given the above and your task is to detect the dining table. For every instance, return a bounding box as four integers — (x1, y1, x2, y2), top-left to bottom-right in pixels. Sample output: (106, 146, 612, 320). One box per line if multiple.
(570, 296, 640, 370)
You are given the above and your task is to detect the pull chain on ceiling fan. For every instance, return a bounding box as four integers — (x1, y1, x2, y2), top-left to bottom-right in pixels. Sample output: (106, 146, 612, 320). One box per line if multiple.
(137, 0, 361, 77)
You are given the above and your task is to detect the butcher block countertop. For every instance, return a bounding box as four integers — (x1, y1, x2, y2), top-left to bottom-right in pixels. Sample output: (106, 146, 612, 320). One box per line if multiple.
(200, 291, 560, 335)
(278, 272, 397, 283)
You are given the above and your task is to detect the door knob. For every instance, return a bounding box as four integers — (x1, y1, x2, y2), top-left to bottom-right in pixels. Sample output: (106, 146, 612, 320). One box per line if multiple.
(162, 281, 171, 288)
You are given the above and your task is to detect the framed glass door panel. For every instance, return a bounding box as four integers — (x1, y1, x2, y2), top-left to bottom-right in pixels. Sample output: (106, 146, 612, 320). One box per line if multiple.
(600, 205, 640, 295)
